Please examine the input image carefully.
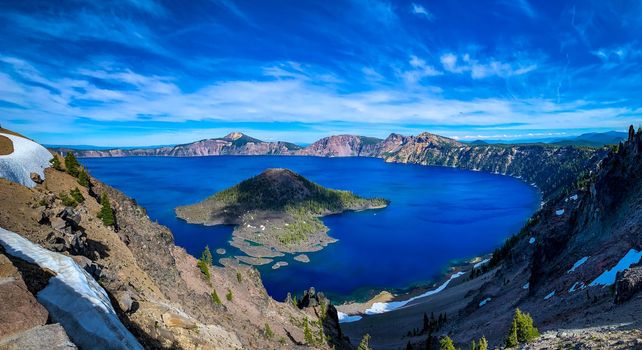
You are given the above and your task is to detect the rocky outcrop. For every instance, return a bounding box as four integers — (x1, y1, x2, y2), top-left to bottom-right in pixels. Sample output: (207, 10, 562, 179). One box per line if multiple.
(0, 253, 49, 339)
(0, 324, 77, 350)
(59, 132, 302, 158)
(295, 135, 382, 157)
(376, 132, 606, 199)
(615, 265, 642, 304)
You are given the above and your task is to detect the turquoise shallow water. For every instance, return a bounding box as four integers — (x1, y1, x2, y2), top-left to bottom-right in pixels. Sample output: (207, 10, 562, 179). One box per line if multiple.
(81, 156, 539, 302)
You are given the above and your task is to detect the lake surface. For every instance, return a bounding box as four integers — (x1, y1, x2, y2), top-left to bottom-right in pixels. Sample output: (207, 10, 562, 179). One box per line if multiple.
(81, 156, 539, 302)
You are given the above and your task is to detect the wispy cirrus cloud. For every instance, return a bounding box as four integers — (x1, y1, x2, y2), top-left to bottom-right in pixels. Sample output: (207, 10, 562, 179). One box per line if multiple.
(439, 52, 537, 79)
(411, 3, 434, 21)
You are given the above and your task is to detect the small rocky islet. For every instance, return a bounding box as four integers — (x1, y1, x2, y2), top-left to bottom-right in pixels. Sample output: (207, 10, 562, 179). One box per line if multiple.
(175, 168, 389, 266)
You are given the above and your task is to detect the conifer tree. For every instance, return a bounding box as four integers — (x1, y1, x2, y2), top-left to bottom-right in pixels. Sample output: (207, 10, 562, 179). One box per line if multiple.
(477, 336, 488, 350)
(97, 193, 115, 226)
(504, 318, 518, 348)
(439, 336, 456, 350)
(515, 309, 539, 343)
(303, 319, 315, 345)
(64, 152, 80, 177)
(77, 169, 90, 187)
(357, 334, 372, 350)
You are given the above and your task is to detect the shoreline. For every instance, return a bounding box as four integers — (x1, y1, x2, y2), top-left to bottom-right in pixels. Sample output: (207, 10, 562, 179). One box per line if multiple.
(335, 254, 492, 322)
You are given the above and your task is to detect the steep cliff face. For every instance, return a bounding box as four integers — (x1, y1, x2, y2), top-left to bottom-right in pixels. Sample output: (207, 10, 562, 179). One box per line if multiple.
(374, 127, 642, 349)
(294, 135, 383, 157)
(377, 132, 606, 199)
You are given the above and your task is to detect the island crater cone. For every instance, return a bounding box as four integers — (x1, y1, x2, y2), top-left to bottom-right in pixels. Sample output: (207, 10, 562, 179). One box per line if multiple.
(176, 168, 389, 262)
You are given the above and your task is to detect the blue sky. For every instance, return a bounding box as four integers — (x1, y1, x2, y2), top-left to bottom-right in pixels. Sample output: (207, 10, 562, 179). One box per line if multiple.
(0, 0, 641, 146)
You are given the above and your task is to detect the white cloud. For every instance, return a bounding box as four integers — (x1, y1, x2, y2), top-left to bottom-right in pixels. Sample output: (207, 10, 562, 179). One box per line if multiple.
(439, 52, 537, 79)
(411, 3, 434, 21)
(402, 55, 442, 83)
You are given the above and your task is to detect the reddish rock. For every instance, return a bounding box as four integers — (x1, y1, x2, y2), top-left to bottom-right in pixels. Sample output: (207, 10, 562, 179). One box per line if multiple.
(0, 254, 49, 338)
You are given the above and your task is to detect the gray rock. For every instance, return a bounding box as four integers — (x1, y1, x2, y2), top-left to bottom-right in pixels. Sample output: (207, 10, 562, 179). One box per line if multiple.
(115, 290, 134, 313)
(51, 217, 67, 232)
(0, 324, 77, 350)
(615, 265, 642, 304)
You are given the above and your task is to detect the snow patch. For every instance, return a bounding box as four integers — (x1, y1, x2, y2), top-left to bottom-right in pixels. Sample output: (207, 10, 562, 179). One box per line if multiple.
(479, 297, 491, 307)
(544, 291, 555, 300)
(590, 249, 642, 287)
(0, 227, 143, 350)
(569, 281, 586, 293)
(567, 256, 589, 273)
(365, 272, 465, 315)
(337, 311, 362, 323)
(473, 258, 490, 269)
(569, 194, 578, 201)
(555, 209, 565, 216)
(0, 133, 52, 188)
(529, 237, 536, 244)
(522, 282, 529, 289)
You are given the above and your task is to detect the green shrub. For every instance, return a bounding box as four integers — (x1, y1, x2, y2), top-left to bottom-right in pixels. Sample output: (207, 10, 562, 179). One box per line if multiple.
(303, 319, 314, 345)
(477, 336, 488, 350)
(225, 289, 233, 301)
(77, 169, 90, 187)
(70, 187, 85, 204)
(358, 334, 372, 350)
(197, 246, 212, 281)
(59, 192, 77, 207)
(210, 290, 221, 305)
(64, 152, 80, 177)
(263, 323, 274, 339)
(439, 336, 456, 350)
(50, 156, 63, 171)
(97, 193, 115, 226)
(236, 271, 242, 283)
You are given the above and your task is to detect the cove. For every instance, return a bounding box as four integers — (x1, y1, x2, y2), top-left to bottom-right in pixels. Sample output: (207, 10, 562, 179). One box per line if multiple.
(81, 156, 540, 302)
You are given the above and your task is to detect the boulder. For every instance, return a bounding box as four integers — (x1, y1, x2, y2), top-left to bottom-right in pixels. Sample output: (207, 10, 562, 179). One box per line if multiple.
(115, 290, 135, 314)
(0, 254, 49, 338)
(0, 324, 77, 349)
(29, 172, 43, 184)
(161, 313, 198, 330)
(51, 217, 68, 233)
(615, 265, 642, 304)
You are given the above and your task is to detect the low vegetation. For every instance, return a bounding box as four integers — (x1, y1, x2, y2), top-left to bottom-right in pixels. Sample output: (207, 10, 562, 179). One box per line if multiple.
(263, 323, 274, 340)
(210, 290, 221, 305)
(197, 246, 212, 281)
(439, 336, 455, 350)
(225, 289, 233, 301)
(357, 334, 372, 350)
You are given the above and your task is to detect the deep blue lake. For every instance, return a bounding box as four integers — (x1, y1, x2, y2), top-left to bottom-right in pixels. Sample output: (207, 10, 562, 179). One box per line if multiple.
(81, 156, 539, 302)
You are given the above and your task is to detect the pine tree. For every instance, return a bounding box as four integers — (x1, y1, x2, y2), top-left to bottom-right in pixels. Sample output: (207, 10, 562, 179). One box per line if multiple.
(210, 290, 221, 305)
(97, 193, 115, 226)
(197, 246, 212, 281)
(504, 318, 518, 348)
(70, 187, 85, 204)
(469, 340, 477, 350)
(439, 336, 456, 350)
(357, 334, 372, 350)
(77, 169, 90, 187)
(264, 323, 274, 339)
(515, 309, 539, 343)
(64, 152, 80, 177)
(477, 336, 488, 350)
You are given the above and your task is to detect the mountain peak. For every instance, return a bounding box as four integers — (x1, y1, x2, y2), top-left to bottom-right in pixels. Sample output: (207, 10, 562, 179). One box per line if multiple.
(223, 132, 246, 141)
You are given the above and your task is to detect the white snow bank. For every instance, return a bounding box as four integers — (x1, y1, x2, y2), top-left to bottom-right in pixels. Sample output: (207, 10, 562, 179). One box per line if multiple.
(567, 256, 589, 273)
(529, 237, 536, 244)
(337, 311, 362, 323)
(365, 272, 464, 315)
(0, 133, 52, 188)
(522, 282, 529, 289)
(479, 297, 491, 307)
(544, 291, 555, 300)
(590, 249, 642, 287)
(0, 227, 143, 350)
(473, 258, 490, 269)
(555, 209, 565, 216)
(569, 194, 578, 201)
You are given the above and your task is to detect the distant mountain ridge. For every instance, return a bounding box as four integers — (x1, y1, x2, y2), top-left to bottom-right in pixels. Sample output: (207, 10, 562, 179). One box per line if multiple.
(55, 131, 609, 199)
